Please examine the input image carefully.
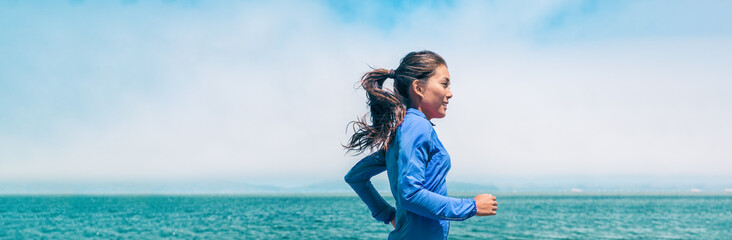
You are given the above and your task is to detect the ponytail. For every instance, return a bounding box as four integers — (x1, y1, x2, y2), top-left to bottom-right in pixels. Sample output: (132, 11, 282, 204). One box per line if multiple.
(344, 68, 406, 154)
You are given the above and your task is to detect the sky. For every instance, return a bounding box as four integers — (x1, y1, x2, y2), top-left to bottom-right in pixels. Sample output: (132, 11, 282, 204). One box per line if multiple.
(1, 0, 731, 188)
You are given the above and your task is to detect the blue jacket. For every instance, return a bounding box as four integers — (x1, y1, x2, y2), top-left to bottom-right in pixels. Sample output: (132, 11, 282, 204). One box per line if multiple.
(345, 108, 477, 239)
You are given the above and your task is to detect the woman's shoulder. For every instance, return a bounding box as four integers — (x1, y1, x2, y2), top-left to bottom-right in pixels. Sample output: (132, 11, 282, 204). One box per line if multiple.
(396, 111, 437, 156)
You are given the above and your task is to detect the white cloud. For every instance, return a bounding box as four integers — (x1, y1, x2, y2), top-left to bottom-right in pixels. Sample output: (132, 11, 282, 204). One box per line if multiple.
(1, 1, 730, 185)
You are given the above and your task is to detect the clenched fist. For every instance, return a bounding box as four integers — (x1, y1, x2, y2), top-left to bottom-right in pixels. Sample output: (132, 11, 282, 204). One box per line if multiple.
(473, 194, 497, 216)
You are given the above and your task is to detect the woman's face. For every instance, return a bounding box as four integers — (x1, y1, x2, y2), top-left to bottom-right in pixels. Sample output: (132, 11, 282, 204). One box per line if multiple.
(417, 64, 452, 120)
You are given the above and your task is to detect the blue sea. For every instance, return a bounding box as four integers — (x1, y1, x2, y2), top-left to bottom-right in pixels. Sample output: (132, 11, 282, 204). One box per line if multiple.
(1, 194, 730, 239)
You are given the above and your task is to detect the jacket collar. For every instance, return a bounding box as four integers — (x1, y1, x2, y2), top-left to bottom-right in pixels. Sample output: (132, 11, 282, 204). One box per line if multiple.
(406, 108, 436, 126)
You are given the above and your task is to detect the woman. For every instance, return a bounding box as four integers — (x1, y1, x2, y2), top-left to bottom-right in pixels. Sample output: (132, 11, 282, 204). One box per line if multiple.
(344, 50, 498, 239)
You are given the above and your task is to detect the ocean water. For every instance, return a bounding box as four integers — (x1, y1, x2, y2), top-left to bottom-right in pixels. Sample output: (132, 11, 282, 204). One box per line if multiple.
(1, 194, 730, 239)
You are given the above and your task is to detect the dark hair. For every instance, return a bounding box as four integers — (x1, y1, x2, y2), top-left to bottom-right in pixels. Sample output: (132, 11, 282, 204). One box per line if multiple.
(344, 50, 447, 154)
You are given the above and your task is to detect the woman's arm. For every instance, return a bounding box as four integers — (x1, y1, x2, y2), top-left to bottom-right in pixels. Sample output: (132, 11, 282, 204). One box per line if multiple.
(344, 151, 396, 224)
(397, 121, 477, 221)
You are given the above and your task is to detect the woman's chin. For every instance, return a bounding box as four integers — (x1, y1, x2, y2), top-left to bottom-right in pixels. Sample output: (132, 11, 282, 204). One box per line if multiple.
(434, 111, 447, 119)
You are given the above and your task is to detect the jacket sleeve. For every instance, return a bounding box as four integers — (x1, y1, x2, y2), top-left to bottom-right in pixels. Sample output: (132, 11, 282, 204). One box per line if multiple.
(344, 151, 396, 224)
(397, 120, 477, 221)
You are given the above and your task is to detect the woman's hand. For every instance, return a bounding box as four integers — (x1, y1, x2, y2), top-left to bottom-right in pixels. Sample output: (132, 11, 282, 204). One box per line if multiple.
(391, 219, 395, 227)
(473, 194, 497, 216)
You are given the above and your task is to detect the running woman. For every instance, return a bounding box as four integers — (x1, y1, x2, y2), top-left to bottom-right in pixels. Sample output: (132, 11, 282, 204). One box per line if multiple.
(344, 50, 498, 239)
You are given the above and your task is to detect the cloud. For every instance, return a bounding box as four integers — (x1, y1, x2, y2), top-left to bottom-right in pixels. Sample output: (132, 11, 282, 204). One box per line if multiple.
(0, 1, 731, 184)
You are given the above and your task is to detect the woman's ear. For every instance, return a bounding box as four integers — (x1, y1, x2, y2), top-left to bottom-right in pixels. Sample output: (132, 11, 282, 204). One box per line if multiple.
(410, 80, 424, 98)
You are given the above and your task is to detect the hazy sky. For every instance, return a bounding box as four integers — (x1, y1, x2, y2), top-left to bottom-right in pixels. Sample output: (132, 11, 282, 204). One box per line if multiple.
(1, 1, 731, 186)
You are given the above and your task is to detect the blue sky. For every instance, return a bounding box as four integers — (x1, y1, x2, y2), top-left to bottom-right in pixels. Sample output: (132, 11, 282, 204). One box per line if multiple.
(1, 1, 731, 187)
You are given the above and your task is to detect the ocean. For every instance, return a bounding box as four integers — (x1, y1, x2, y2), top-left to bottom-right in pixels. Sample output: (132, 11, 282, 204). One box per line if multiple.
(1, 194, 730, 239)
